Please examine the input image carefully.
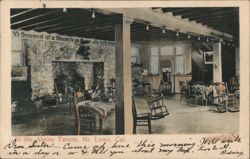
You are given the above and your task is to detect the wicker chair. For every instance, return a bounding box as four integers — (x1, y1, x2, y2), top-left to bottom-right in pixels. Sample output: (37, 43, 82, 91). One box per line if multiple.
(187, 84, 204, 106)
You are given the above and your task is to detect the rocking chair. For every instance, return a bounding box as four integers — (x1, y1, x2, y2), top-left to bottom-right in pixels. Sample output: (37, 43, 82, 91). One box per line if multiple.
(213, 82, 239, 113)
(144, 95, 169, 120)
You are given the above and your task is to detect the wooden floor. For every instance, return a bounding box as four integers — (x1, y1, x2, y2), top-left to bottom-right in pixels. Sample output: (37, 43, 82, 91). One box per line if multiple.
(12, 95, 239, 135)
(12, 105, 115, 136)
(134, 95, 239, 134)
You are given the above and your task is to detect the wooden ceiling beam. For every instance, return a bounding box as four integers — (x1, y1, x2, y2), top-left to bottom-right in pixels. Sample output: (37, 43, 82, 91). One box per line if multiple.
(33, 18, 93, 31)
(173, 8, 210, 16)
(58, 25, 114, 36)
(188, 10, 238, 21)
(173, 7, 235, 17)
(196, 15, 238, 24)
(161, 8, 193, 14)
(11, 9, 90, 29)
(17, 14, 85, 30)
(53, 19, 119, 32)
(11, 9, 61, 24)
(17, 18, 59, 29)
(11, 9, 29, 15)
(11, 12, 64, 29)
(67, 25, 115, 36)
(11, 9, 37, 18)
(11, 10, 60, 26)
(97, 8, 233, 40)
(33, 23, 64, 31)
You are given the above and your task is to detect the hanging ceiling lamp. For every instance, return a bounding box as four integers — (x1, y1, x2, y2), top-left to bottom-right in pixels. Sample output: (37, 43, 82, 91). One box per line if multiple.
(63, 8, 67, 13)
(91, 10, 95, 19)
(162, 28, 166, 34)
(188, 34, 191, 39)
(176, 32, 179, 37)
(146, 24, 149, 30)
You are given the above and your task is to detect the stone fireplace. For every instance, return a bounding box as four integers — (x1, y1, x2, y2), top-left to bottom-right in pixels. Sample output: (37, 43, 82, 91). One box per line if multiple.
(53, 62, 85, 96)
(14, 33, 115, 100)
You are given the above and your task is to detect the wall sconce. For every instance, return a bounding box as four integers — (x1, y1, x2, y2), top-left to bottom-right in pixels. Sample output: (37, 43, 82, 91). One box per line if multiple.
(214, 64, 218, 68)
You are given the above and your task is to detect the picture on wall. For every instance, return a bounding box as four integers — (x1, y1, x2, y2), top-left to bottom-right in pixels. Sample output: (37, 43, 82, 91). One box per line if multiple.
(204, 51, 213, 64)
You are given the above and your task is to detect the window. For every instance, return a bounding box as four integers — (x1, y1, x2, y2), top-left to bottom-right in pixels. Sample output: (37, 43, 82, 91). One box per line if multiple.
(175, 46, 184, 74)
(150, 47, 159, 74)
(131, 47, 139, 64)
(160, 46, 174, 56)
(11, 38, 24, 66)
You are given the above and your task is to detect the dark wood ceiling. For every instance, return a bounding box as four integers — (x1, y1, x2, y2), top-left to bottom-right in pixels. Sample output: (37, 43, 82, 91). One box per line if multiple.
(11, 8, 239, 44)
(157, 7, 239, 38)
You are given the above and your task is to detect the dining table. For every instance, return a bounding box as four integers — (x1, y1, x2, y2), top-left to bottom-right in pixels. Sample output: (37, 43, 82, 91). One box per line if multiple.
(75, 100, 116, 134)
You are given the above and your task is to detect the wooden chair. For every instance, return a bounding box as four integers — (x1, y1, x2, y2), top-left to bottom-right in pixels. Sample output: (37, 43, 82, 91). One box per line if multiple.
(161, 71, 172, 95)
(74, 91, 96, 135)
(212, 82, 239, 113)
(144, 95, 169, 120)
(179, 81, 188, 103)
(229, 76, 239, 92)
(187, 84, 204, 106)
(132, 96, 151, 134)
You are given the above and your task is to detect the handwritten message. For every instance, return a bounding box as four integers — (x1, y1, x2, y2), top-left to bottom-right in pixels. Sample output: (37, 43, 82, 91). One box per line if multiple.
(2, 134, 245, 158)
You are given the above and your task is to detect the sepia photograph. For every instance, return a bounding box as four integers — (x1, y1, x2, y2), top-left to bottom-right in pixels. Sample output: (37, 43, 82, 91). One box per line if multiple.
(1, 1, 249, 158)
(10, 7, 240, 136)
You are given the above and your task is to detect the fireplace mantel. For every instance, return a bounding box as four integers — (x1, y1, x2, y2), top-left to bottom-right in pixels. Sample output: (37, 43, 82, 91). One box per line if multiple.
(51, 59, 103, 63)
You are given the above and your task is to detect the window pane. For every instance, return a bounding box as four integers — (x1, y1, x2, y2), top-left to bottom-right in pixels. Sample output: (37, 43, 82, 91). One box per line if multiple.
(175, 56, 184, 74)
(12, 52, 23, 66)
(151, 47, 159, 74)
(131, 47, 138, 64)
(161, 46, 174, 56)
(131, 57, 137, 64)
(176, 46, 183, 55)
(151, 47, 158, 56)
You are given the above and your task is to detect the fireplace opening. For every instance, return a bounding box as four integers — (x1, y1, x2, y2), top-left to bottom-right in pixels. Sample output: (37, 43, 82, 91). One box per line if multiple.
(53, 62, 85, 100)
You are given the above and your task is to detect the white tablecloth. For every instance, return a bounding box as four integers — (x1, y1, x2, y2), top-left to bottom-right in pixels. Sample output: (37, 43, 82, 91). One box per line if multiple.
(76, 101, 115, 119)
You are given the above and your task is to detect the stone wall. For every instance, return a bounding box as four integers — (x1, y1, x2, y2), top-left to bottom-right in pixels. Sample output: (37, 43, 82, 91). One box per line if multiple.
(13, 34, 115, 98)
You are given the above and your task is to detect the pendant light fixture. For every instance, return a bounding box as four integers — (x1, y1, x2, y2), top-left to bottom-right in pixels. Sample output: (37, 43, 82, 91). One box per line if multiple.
(162, 28, 166, 34)
(92, 10, 95, 19)
(188, 34, 191, 39)
(146, 24, 149, 30)
(63, 8, 67, 13)
(176, 32, 179, 37)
